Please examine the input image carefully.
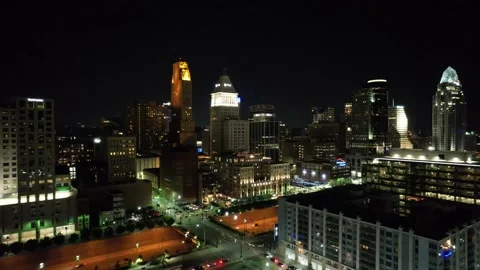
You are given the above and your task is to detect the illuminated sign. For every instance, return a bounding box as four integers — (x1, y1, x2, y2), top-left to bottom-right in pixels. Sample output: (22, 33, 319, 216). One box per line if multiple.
(224, 83, 232, 87)
(27, 98, 44, 102)
(336, 158, 346, 167)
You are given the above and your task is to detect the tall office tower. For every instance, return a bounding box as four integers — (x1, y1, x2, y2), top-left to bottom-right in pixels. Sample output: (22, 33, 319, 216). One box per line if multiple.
(432, 66, 467, 151)
(209, 69, 241, 156)
(161, 102, 171, 144)
(343, 103, 353, 149)
(388, 105, 413, 149)
(312, 106, 335, 123)
(249, 104, 280, 161)
(170, 61, 195, 146)
(124, 101, 166, 152)
(0, 98, 77, 242)
(350, 79, 389, 155)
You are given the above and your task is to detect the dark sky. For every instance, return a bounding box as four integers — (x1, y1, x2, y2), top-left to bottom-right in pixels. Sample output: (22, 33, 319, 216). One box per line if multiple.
(3, 2, 478, 131)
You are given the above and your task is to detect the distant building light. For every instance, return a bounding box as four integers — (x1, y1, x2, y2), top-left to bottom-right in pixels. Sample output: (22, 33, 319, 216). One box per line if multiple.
(27, 98, 44, 102)
(367, 79, 387, 84)
(94, 138, 101, 144)
(428, 146, 435, 151)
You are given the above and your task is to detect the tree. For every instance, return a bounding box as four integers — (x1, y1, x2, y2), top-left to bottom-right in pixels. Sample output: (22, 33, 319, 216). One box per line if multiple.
(126, 223, 136, 233)
(136, 221, 146, 231)
(24, 239, 38, 251)
(69, 233, 79, 243)
(80, 229, 90, 241)
(164, 217, 174, 226)
(104, 227, 114, 238)
(53, 234, 65, 245)
(145, 220, 155, 229)
(0, 244, 8, 256)
(40, 237, 52, 248)
(9, 242, 23, 254)
(92, 228, 103, 239)
(115, 225, 126, 235)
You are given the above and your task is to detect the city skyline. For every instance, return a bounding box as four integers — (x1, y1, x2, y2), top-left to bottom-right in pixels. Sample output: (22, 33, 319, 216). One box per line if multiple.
(3, 4, 477, 131)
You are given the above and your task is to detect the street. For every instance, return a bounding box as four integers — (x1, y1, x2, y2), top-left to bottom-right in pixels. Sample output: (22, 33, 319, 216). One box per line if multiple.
(0, 227, 185, 270)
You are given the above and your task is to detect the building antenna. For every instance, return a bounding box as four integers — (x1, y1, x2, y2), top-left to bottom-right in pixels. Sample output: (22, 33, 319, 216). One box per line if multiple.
(392, 98, 395, 107)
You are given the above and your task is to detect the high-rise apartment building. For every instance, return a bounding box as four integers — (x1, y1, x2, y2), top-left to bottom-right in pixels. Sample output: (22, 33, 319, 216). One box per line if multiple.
(388, 105, 413, 149)
(124, 101, 168, 152)
(278, 185, 480, 270)
(249, 104, 280, 161)
(0, 98, 77, 242)
(350, 79, 389, 155)
(209, 70, 241, 156)
(170, 61, 195, 146)
(432, 66, 466, 151)
(312, 107, 335, 123)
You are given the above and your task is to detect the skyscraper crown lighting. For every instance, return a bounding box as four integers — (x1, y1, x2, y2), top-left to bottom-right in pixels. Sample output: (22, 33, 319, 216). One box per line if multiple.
(440, 66, 461, 86)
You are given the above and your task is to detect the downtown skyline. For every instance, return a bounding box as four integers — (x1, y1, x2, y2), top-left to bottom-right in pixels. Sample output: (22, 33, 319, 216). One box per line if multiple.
(3, 4, 478, 131)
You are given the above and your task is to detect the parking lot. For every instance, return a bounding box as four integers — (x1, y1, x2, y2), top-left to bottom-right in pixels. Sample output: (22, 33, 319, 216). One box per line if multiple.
(214, 206, 278, 236)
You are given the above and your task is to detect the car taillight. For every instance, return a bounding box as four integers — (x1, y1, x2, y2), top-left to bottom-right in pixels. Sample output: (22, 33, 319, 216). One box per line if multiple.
(274, 258, 278, 263)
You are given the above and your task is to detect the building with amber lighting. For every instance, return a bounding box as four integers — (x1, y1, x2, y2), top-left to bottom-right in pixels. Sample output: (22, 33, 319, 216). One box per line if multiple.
(170, 61, 195, 146)
(215, 152, 290, 199)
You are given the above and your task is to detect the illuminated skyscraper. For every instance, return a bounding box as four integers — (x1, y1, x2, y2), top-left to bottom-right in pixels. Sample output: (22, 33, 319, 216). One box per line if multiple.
(350, 79, 389, 155)
(388, 105, 413, 149)
(209, 69, 243, 155)
(170, 61, 195, 146)
(432, 66, 466, 151)
(0, 98, 77, 242)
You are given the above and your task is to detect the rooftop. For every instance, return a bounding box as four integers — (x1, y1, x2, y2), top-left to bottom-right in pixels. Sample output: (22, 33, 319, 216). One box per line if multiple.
(212, 70, 237, 94)
(285, 185, 480, 240)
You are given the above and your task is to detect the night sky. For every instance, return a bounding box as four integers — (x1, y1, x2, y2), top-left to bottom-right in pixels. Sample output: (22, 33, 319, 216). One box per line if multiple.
(3, 2, 478, 131)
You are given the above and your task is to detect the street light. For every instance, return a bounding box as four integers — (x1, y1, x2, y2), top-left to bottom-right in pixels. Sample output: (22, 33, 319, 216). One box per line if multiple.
(39, 262, 44, 269)
(75, 255, 80, 267)
(240, 219, 247, 259)
(196, 224, 199, 238)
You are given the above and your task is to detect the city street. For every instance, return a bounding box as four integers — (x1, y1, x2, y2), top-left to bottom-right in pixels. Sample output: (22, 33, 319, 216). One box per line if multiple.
(0, 227, 184, 270)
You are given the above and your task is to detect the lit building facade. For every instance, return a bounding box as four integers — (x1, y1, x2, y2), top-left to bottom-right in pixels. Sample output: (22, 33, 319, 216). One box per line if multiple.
(297, 159, 350, 182)
(388, 105, 413, 149)
(312, 107, 335, 123)
(365, 148, 480, 215)
(216, 153, 290, 199)
(223, 120, 249, 152)
(100, 136, 136, 183)
(278, 185, 480, 270)
(432, 66, 466, 151)
(170, 61, 195, 146)
(249, 104, 280, 162)
(350, 79, 389, 155)
(0, 98, 77, 242)
(209, 70, 241, 156)
(124, 101, 168, 152)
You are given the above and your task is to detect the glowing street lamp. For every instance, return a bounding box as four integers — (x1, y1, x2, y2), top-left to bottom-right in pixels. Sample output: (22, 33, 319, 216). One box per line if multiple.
(39, 262, 44, 269)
